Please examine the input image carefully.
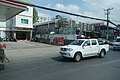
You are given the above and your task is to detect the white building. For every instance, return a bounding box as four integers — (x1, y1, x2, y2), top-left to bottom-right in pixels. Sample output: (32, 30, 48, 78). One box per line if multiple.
(0, 22, 6, 39)
(0, 0, 27, 40)
(6, 6, 33, 40)
(37, 13, 50, 23)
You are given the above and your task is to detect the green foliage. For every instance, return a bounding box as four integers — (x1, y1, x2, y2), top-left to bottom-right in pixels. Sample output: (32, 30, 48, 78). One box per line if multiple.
(90, 31, 94, 38)
(33, 8, 39, 23)
(90, 31, 98, 38)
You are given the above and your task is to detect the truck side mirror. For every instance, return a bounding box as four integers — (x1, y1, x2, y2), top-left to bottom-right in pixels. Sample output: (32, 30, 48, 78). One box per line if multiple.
(82, 44, 86, 48)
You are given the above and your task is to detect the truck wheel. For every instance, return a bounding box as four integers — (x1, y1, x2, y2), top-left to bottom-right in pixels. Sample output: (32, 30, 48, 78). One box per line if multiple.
(99, 50, 106, 58)
(74, 53, 82, 62)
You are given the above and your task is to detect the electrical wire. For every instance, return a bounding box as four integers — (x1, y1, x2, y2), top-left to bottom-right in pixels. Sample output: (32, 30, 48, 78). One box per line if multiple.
(10, 0, 118, 27)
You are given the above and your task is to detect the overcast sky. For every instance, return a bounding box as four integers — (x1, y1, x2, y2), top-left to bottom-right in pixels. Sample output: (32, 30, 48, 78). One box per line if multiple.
(28, 0, 120, 25)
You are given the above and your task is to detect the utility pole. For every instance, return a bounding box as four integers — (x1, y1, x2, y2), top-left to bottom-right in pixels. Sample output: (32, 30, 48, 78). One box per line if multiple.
(104, 8, 113, 40)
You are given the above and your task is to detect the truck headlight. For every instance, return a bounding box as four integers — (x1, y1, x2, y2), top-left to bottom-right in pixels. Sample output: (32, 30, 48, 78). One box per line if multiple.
(67, 48, 73, 51)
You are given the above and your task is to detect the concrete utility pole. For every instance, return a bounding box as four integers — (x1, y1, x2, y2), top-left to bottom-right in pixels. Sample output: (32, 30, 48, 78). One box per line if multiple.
(104, 8, 113, 40)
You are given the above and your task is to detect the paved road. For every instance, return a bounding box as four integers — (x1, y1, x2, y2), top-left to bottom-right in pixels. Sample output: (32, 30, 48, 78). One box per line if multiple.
(0, 41, 120, 80)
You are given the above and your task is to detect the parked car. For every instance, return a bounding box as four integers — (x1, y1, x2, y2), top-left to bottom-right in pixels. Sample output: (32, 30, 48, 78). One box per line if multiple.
(59, 39, 109, 62)
(97, 38, 112, 45)
(112, 37, 120, 50)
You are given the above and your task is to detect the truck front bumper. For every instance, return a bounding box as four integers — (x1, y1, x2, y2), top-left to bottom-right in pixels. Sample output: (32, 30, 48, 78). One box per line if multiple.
(60, 51, 74, 58)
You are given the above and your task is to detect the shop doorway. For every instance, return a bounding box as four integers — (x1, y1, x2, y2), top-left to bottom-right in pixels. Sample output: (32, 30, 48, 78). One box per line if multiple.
(16, 31, 30, 40)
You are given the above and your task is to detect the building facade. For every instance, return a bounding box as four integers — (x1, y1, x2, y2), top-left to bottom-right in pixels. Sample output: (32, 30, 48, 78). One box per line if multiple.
(33, 16, 120, 42)
(0, 22, 6, 39)
(6, 6, 33, 40)
(37, 14, 50, 23)
(33, 17, 98, 42)
(0, 0, 27, 40)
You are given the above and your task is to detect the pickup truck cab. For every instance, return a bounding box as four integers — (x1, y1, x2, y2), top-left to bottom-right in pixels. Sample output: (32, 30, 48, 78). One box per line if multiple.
(60, 39, 109, 62)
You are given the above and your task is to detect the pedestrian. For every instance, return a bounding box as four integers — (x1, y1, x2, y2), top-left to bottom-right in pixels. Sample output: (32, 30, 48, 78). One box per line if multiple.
(0, 49, 10, 63)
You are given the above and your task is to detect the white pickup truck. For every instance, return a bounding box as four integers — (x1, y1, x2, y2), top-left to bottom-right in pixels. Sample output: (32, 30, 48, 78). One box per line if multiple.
(60, 39, 109, 62)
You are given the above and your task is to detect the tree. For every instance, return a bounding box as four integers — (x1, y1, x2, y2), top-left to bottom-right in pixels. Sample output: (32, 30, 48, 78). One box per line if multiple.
(91, 31, 98, 38)
(33, 8, 39, 23)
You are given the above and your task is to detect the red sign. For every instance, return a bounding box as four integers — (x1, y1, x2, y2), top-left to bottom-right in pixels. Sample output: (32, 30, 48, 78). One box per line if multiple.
(115, 32, 120, 34)
(58, 37, 64, 45)
(0, 44, 6, 49)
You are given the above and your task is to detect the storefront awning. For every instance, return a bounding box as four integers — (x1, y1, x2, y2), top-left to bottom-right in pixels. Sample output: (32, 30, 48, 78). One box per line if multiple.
(0, 0, 27, 22)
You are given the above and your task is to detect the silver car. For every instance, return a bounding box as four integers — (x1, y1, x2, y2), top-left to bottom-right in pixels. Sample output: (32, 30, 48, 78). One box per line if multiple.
(113, 38, 120, 50)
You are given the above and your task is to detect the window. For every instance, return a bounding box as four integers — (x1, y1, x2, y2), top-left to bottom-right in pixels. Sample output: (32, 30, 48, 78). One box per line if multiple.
(84, 40, 90, 46)
(44, 18, 46, 21)
(92, 40, 97, 45)
(21, 19, 28, 24)
(70, 40, 84, 45)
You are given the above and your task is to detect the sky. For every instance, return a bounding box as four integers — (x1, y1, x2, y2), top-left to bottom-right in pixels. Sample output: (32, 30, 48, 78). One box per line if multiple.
(28, 0, 120, 25)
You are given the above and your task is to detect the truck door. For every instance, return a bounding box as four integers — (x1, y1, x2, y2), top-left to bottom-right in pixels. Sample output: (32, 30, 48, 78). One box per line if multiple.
(91, 40, 99, 54)
(82, 40, 92, 56)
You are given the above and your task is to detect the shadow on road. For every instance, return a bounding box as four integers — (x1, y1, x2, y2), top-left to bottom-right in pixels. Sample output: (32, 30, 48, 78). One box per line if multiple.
(112, 49, 120, 51)
(51, 56, 101, 62)
(51, 56, 74, 62)
(0, 64, 5, 71)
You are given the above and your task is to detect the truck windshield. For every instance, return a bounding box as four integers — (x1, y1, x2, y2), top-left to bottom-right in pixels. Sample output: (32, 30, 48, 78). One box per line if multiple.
(70, 40, 84, 45)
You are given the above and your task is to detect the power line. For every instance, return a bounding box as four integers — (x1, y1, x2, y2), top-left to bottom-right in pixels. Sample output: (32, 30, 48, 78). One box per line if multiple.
(11, 0, 107, 21)
(10, 0, 118, 27)
(109, 20, 118, 26)
(109, 18, 120, 23)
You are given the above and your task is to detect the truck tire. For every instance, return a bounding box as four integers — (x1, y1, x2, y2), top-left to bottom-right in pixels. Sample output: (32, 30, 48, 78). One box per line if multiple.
(74, 53, 82, 62)
(99, 49, 106, 58)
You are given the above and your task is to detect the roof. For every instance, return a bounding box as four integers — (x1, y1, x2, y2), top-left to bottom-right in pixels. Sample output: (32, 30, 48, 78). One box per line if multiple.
(0, 0, 26, 8)
(98, 25, 119, 30)
(33, 21, 55, 27)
